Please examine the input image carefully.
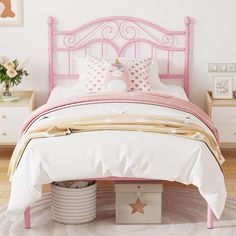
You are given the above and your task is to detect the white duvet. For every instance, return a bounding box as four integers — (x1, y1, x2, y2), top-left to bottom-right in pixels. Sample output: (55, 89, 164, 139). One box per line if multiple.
(6, 86, 226, 220)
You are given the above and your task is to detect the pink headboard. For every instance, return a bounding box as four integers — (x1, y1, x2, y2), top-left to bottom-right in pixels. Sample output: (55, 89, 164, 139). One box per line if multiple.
(48, 16, 191, 95)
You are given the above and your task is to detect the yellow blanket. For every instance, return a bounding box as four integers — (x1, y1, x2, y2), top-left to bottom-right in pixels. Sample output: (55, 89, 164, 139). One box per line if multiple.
(8, 114, 224, 179)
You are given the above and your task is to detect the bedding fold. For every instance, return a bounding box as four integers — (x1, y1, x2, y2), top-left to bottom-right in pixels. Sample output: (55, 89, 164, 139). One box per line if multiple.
(9, 114, 224, 179)
(19, 92, 219, 142)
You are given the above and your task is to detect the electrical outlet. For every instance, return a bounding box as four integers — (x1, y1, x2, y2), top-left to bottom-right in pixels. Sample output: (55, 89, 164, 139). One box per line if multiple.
(208, 63, 218, 72)
(218, 63, 227, 72)
(227, 63, 236, 72)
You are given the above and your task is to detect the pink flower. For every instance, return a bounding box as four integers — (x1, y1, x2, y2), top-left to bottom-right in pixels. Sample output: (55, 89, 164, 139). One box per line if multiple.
(6, 69, 17, 78)
(4, 60, 15, 70)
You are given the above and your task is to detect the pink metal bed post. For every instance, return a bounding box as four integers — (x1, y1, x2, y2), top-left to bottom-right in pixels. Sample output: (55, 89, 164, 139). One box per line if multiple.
(207, 205, 214, 229)
(184, 16, 191, 96)
(184, 16, 214, 229)
(48, 16, 54, 92)
(23, 17, 55, 230)
(24, 207, 30, 229)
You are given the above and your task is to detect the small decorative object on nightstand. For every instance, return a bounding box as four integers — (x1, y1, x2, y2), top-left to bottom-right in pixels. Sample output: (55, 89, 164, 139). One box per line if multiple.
(206, 91, 236, 147)
(0, 57, 29, 98)
(0, 91, 36, 145)
(212, 76, 233, 99)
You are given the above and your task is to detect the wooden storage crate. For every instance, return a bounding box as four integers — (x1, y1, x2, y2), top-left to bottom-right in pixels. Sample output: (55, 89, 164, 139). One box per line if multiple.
(115, 183, 163, 224)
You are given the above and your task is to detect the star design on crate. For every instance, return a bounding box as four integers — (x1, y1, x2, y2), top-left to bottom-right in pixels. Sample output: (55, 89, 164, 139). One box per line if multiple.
(129, 197, 147, 214)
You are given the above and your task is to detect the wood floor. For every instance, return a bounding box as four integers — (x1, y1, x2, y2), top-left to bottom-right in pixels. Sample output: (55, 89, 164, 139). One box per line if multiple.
(0, 148, 236, 207)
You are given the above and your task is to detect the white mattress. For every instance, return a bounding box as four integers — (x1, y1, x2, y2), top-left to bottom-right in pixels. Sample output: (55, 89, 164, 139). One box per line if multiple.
(47, 85, 189, 103)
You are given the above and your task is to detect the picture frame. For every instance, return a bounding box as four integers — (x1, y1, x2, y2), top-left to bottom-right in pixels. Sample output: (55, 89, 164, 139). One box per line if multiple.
(0, 0, 23, 26)
(212, 76, 233, 99)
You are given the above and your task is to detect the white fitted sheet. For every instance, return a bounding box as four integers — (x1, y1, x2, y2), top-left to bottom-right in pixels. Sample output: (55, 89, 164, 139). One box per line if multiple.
(47, 85, 189, 103)
(6, 100, 226, 220)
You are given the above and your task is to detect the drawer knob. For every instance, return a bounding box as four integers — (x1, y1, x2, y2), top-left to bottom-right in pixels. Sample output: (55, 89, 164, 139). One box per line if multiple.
(1, 115, 7, 119)
(2, 132, 7, 136)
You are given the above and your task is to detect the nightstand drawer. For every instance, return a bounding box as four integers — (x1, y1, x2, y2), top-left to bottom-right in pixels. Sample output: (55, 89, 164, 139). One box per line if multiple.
(212, 107, 236, 124)
(0, 124, 21, 143)
(216, 125, 236, 142)
(0, 107, 30, 124)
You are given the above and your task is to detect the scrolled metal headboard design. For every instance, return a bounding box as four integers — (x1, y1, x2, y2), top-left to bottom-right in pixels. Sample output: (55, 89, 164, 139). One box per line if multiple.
(48, 16, 191, 94)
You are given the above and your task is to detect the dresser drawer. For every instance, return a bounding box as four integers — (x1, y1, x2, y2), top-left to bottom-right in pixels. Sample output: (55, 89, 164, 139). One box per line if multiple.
(216, 125, 236, 142)
(212, 107, 236, 125)
(0, 124, 21, 143)
(0, 107, 30, 124)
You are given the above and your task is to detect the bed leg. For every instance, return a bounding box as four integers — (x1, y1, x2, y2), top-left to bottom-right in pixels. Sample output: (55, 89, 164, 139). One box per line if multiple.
(207, 205, 214, 229)
(24, 207, 31, 229)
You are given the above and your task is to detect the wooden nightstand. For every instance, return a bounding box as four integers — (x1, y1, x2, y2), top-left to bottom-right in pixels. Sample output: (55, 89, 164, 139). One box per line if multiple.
(205, 91, 236, 147)
(0, 91, 36, 145)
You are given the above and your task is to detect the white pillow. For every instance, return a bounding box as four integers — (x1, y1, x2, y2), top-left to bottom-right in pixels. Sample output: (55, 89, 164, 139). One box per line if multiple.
(150, 58, 166, 90)
(73, 57, 89, 90)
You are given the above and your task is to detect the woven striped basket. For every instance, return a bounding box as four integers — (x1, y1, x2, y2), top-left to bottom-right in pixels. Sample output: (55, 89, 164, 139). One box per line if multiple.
(50, 182, 97, 224)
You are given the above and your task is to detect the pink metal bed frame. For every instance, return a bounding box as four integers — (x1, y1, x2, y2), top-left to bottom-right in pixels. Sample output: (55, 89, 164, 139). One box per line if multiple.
(24, 16, 215, 229)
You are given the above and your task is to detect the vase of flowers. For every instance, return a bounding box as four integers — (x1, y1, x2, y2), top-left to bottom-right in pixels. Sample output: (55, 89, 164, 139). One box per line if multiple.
(2, 81, 12, 96)
(0, 57, 29, 97)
